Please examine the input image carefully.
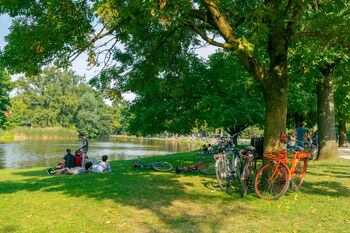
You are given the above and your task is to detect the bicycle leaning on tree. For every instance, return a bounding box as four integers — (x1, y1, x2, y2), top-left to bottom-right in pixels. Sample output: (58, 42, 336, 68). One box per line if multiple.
(254, 135, 316, 200)
(239, 145, 262, 198)
(215, 133, 243, 192)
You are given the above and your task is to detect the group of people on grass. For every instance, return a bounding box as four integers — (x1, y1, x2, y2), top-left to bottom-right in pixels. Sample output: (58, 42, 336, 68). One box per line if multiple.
(46, 133, 112, 175)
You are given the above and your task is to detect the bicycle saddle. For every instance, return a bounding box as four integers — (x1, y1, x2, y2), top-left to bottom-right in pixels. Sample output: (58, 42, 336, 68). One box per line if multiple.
(245, 145, 256, 151)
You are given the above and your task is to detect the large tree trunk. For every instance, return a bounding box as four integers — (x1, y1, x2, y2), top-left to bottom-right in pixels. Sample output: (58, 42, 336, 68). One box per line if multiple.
(262, 26, 290, 156)
(339, 120, 348, 147)
(262, 77, 289, 154)
(317, 68, 339, 160)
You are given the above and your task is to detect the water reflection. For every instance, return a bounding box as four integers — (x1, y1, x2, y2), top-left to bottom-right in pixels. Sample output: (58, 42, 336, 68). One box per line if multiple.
(0, 138, 199, 169)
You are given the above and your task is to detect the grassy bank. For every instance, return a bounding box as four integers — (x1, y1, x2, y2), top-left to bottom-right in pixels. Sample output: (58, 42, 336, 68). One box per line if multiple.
(0, 127, 77, 140)
(0, 151, 349, 232)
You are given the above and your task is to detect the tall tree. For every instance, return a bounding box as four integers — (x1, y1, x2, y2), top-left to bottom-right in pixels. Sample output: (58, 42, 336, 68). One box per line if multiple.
(14, 67, 83, 127)
(1, 1, 350, 154)
(334, 68, 350, 148)
(316, 63, 339, 159)
(10, 67, 114, 137)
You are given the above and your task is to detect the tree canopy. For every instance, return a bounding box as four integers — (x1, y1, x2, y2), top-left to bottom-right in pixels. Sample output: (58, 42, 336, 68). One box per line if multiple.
(7, 67, 121, 137)
(1, 0, 350, 156)
(122, 51, 264, 135)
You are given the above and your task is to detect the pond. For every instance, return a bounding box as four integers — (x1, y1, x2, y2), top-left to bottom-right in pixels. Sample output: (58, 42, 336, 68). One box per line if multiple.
(0, 137, 200, 169)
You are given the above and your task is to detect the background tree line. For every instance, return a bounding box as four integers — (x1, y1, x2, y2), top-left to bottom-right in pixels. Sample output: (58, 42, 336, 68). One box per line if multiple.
(1, 67, 126, 138)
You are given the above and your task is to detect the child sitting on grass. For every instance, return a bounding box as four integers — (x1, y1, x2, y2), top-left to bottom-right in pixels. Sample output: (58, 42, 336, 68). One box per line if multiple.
(91, 155, 112, 173)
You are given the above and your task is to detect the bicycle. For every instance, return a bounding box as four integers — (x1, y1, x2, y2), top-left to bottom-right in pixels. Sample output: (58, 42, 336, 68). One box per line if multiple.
(311, 142, 318, 161)
(215, 133, 243, 192)
(133, 155, 173, 172)
(239, 145, 262, 198)
(175, 157, 216, 175)
(254, 137, 314, 200)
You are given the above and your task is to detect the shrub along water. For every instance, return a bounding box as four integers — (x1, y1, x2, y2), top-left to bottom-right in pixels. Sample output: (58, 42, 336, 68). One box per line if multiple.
(0, 127, 77, 140)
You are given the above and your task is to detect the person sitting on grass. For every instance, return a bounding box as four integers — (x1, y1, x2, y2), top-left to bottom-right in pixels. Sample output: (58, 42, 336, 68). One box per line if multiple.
(61, 148, 75, 169)
(90, 155, 112, 173)
(208, 144, 213, 154)
(73, 150, 82, 167)
(46, 162, 92, 175)
(196, 145, 208, 156)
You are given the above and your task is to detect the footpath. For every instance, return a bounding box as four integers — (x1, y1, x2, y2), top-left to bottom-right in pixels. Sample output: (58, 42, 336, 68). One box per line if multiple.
(338, 145, 350, 160)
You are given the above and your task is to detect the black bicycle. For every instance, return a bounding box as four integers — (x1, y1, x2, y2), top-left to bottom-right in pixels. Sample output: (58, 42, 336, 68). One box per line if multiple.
(239, 145, 261, 198)
(133, 155, 173, 172)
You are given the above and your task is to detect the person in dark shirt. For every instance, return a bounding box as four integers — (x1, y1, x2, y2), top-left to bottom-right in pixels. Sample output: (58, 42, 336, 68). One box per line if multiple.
(79, 133, 89, 167)
(62, 148, 75, 168)
(295, 123, 307, 148)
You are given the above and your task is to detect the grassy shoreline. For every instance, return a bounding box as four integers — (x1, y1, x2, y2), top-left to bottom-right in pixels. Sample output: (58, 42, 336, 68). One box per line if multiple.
(0, 127, 77, 140)
(0, 150, 349, 233)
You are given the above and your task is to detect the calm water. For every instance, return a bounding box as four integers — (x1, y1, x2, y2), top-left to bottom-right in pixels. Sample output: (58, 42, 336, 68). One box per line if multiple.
(0, 138, 200, 169)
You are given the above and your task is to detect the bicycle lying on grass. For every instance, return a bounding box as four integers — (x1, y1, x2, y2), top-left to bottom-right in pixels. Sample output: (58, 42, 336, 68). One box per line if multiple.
(175, 157, 216, 175)
(254, 137, 315, 200)
(133, 155, 173, 172)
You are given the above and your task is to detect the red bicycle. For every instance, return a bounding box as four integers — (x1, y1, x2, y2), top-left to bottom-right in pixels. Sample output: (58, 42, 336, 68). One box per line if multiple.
(175, 158, 216, 175)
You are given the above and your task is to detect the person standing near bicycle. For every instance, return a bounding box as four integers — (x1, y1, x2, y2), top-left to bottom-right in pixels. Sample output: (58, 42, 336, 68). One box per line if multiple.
(79, 133, 89, 167)
(295, 123, 307, 148)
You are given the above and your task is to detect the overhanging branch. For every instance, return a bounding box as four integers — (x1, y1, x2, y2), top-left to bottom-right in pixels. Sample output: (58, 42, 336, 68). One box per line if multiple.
(185, 19, 233, 49)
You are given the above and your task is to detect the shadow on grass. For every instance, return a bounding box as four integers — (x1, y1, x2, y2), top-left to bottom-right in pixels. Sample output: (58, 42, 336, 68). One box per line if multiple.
(307, 170, 350, 179)
(315, 163, 350, 169)
(0, 160, 244, 232)
(300, 180, 350, 197)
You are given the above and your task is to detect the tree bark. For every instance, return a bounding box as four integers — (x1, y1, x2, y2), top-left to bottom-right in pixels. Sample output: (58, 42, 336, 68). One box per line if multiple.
(261, 25, 290, 156)
(339, 120, 348, 147)
(317, 68, 339, 159)
(262, 77, 289, 154)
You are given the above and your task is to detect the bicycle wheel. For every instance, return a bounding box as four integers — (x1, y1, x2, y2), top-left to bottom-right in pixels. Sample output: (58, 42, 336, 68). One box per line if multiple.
(197, 157, 216, 175)
(291, 158, 308, 190)
(215, 157, 232, 191)
(240, 160, 252, 198)
(152, 162, 173, 171)
(254, 162, 290, 200)
(232, 152, 242, 183)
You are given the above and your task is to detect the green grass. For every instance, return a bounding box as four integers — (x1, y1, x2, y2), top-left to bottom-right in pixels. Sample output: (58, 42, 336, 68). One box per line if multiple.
(0, 151, 349, 233)
(0, 127, 77, 140)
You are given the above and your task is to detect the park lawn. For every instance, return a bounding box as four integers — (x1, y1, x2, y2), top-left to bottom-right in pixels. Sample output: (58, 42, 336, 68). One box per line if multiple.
(0, 152, 349, 233)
